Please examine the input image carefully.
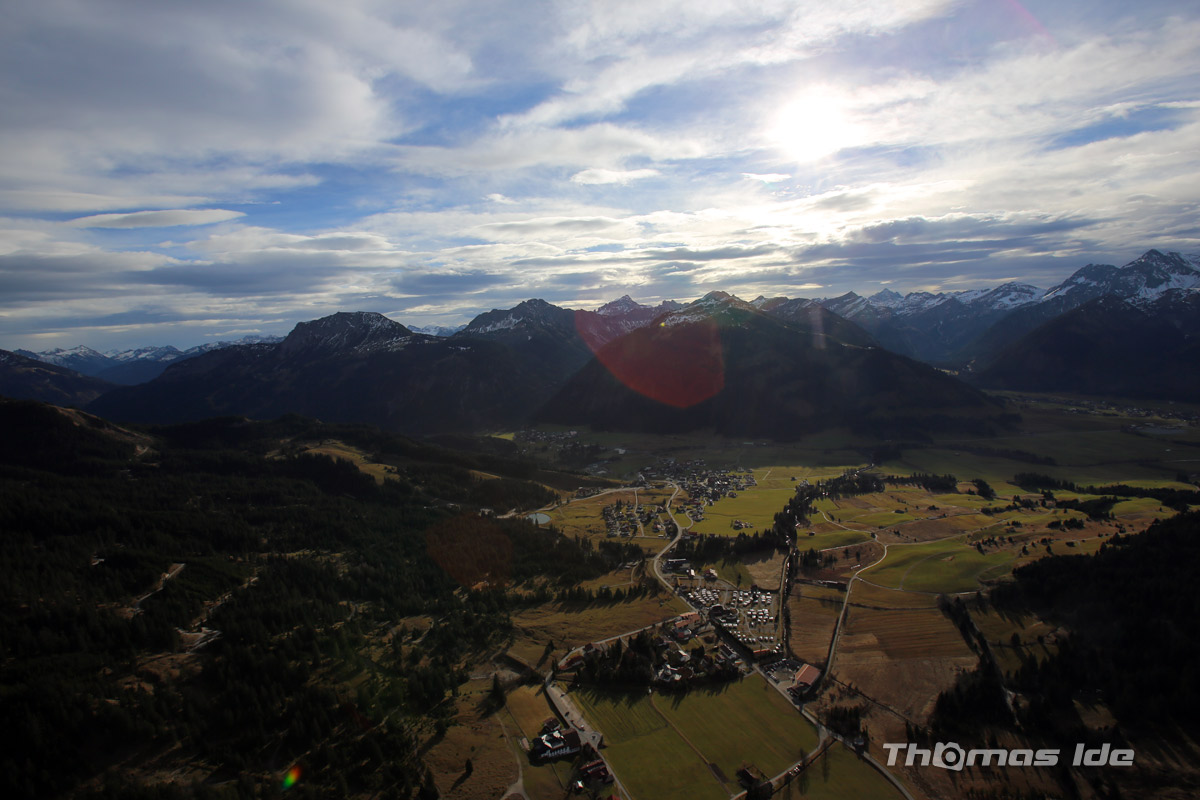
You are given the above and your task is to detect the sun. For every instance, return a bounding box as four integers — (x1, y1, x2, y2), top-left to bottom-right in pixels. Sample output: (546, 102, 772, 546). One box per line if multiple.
(768, 89, 864, 163)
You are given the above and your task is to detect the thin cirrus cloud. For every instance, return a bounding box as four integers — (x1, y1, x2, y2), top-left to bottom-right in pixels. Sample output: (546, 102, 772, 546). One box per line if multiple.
(69, 209, 246, 229)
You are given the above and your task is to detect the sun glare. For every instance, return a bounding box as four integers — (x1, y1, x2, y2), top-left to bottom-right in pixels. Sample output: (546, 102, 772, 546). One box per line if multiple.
(769, 90, 864, 163)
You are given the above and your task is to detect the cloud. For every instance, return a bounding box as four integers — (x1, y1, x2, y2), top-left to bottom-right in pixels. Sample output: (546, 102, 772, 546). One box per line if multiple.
(471, 215, 634, 240)
(70, 209, 246, 228)
(3, 1, 1200, 350)
(742, 173, 790, 183)
(571, 168, 660, 185)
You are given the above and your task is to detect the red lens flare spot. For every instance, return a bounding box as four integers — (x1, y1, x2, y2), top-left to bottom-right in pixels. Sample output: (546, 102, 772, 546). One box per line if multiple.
(577, 312, 724, 409)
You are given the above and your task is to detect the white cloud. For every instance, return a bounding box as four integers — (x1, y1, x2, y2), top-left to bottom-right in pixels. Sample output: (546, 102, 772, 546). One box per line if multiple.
(742, 173, 791, 183)
(570, 168, 660, 185)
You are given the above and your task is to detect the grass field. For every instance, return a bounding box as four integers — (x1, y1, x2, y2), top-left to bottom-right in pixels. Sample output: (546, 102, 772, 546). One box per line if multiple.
(498, 685, 574, 800)
(573, 675, 819, 799)
(301, 441, 394, 484)
(774, 743, 906, 800)
(507, 594, 688, 666)
(849, 581, 940, 610)
(863, 537, 1018, 593)
(688, 487, 795, 536)
(423, 677, 517, 800)
(655, 677, 819, 780)
(795, 528, 875, 550)
(571, 687, 727, 800)
(832, 603, 977, 722)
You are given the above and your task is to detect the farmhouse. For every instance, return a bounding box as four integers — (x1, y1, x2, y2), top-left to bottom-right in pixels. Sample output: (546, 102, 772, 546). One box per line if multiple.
(531, 728, 582, 761)
(793, 664, 821, 689)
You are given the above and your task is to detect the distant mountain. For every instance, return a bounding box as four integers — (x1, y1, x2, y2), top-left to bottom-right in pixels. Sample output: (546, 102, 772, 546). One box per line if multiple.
(17, 335, 284, 385)
(1042, 249, 1200, 305)
(574, 296, 685, 349)
(14, 345, 113, 376)
(409, 324, 465, 337)
(0, 349, 114, 406)
(87, 308, 598, 434)
(810, 283, 1044, 364)
(961, 249, 1200, 368)
(753, 296, 877, 348)
(972, 294, 1200, 401)
(540, 292, 1000, 439)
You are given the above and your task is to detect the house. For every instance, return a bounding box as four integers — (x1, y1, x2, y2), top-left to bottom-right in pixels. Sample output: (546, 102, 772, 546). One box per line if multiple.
(794, 664, 821, 688)
(579, 760, 612, 783)
(531, 729, 582, 761)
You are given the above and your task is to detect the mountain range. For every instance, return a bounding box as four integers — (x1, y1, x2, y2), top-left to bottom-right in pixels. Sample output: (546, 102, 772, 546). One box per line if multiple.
(15, 335, 283, 385)
(3, 248, 1198, 434)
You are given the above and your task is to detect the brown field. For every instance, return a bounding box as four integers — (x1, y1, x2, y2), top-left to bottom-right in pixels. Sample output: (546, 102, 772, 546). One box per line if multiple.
(506, 593, 688, 665)
(787, 589, 841, 666)
(576, 566, 642, 592)
(830, 604, 977, 722)
(849, 581, 939, 610)
(743, 550, 786, 590)
(423, 678, 518, 800)
(882, 512, 1011, 543)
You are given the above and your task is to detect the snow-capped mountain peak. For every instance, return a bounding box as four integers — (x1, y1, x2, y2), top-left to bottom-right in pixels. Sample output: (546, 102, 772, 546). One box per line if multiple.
(597, 295, 646, 316)
(867, 288, 904, 308)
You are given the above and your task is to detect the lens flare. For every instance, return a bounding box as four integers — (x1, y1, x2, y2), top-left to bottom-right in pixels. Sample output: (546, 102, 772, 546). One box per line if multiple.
(282, 765, 302, 791)
(576, 310, 724, 409)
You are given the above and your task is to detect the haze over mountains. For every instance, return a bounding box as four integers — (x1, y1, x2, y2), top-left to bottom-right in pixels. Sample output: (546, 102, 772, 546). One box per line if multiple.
(4, 248, 1199, 434)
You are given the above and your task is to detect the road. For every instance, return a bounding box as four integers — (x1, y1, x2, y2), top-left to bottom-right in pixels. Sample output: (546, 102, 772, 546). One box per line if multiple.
(132, 562, 185, 613)
(533, 475, 920, 800)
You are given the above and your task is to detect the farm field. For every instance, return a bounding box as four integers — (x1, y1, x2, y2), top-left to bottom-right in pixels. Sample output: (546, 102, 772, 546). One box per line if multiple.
(653, 676, 820, 781)
(688, 487, 795, 536)
(786, 586, 842, 665)
(498, 685, 575, 800)
(831, 603, 977, 722)
(572, 675, 819, 799)
(794, 527, 874, 550)
(742, 551, 786, 591)
(774, 743, 907, 800)
(423, 677, 517, 800)
(570, 687, 727, 800)
(863, 537, 1018, 594)
(507, 594, 688, 666)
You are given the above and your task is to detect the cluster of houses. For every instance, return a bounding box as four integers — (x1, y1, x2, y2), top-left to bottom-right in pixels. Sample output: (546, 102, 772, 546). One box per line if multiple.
(514, 429, 579, 444)
(641, 459, 758, 516)
(655, 638, 743, 685)
(602, 499, 658, 537)
(557, 612, 750, 688)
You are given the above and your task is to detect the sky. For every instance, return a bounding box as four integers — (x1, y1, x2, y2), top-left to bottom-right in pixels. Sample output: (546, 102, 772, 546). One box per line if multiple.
(2, 0, 1199, 351)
